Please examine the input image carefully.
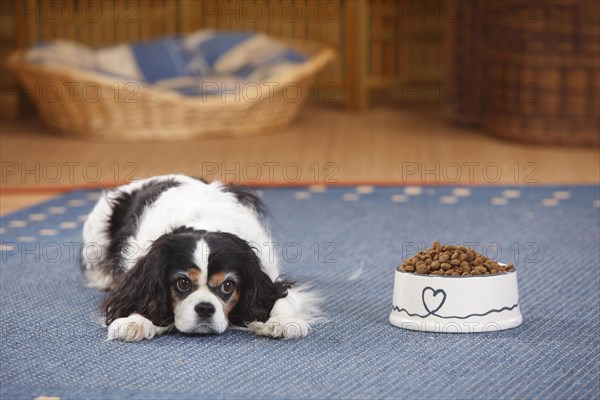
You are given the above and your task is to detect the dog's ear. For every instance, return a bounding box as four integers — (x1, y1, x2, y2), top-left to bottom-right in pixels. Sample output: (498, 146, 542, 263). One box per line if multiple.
(228, 255, 292, 326)
(103, 243, 172, 327)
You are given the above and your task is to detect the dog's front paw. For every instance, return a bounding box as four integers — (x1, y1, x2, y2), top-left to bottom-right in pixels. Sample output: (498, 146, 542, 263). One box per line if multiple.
(248, 317, 309, 339)
(107, 313, 169, 341)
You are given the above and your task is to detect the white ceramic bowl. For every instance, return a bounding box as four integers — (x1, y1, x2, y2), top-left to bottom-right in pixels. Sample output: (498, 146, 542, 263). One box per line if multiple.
(389, 265, 522, 333)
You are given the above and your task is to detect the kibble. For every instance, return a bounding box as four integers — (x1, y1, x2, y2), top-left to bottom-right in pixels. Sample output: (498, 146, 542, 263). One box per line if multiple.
(416, 264, 430, 274)
(400, 241, 514, 276)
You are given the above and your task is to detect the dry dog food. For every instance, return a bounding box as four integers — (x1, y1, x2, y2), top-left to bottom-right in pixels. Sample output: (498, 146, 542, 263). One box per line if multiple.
(400, 241, 514, 276)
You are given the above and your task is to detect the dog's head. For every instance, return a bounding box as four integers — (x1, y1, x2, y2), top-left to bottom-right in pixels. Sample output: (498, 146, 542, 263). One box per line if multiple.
(103, 228, 290, 334)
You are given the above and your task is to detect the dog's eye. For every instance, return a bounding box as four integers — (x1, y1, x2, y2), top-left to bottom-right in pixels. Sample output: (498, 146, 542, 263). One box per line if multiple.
(221, 280, 235, 294)
(176, 278, 191, 292)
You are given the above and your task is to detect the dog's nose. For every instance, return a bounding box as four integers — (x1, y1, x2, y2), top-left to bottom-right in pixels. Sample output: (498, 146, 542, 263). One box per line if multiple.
(195, 302, 215, 318)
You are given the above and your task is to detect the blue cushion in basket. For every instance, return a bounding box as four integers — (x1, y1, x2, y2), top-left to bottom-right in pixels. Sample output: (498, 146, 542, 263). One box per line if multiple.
(25, 30, 308, 97)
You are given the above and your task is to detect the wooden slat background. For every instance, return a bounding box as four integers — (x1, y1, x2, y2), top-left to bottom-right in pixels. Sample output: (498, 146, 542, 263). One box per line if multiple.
(1, 0, 445, 117)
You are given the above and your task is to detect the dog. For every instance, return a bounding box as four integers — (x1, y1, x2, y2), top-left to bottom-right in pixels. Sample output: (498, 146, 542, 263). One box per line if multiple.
(81, 174, 320, 341)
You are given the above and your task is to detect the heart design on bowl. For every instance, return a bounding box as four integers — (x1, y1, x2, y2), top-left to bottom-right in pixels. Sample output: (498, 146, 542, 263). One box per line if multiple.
(390, 268, 523, 332)
(422, 287, 446, 316)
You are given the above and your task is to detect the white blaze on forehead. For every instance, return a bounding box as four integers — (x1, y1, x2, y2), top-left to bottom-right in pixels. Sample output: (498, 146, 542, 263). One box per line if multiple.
(193, 239, 211, 285)
(174, 238, 230, 334)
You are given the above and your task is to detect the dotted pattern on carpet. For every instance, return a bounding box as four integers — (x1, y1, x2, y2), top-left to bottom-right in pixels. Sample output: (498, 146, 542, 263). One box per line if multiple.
(1, 185, 599, 400)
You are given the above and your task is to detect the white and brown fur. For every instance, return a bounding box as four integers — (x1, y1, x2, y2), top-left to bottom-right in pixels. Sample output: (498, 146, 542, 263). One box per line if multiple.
(81, 174, 321, 341)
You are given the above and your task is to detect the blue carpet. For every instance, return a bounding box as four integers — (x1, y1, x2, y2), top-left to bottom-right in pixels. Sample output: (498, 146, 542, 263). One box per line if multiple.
(1, 185, 599, 399)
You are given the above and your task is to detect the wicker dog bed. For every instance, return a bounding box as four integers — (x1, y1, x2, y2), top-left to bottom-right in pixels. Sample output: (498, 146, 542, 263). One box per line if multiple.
(7, 39, 334, 141)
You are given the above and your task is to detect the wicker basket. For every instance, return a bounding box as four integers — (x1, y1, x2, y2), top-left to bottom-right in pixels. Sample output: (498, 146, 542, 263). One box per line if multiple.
(484, 0, 599, 146)
(443, 0, 486, 127)
(7, 41, 334, 141)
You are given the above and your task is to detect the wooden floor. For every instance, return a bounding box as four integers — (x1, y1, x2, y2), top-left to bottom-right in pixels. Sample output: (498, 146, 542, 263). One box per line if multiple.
(1, 104, 599, 215)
